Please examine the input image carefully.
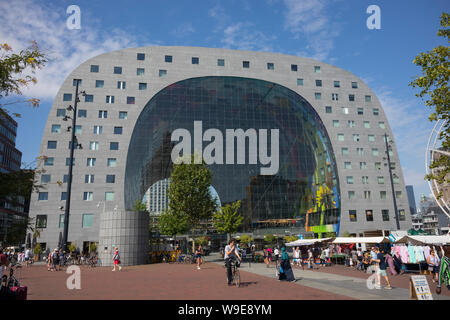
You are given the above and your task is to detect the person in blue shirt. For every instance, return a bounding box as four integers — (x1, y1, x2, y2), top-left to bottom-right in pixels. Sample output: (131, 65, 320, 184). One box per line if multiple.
(372, 247, 392, 290)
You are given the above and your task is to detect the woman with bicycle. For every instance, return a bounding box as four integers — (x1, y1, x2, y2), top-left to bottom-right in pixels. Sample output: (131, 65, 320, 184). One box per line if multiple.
(224, 239, 241, 286)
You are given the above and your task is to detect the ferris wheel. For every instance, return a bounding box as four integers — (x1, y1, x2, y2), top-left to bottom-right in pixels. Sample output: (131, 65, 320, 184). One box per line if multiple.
(425, 119, 450, 218)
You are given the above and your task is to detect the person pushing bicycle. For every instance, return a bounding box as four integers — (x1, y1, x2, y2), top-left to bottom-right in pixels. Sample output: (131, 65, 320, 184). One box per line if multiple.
(224, 239, 241, 286)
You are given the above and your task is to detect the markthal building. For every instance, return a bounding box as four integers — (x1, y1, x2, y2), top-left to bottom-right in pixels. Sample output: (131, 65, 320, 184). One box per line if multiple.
(29, 47, 412, 265)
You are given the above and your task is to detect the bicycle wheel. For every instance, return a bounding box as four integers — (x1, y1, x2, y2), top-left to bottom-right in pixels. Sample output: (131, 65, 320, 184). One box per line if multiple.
(234, 269, 240, 287)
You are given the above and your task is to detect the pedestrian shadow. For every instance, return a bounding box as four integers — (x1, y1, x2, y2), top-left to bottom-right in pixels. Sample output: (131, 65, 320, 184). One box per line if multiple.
(238, 281, 258, 287)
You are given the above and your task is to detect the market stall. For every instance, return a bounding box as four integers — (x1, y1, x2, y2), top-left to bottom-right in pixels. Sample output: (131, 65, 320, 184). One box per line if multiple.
(332, 236, 390, 244)
(285, 238, 333, 246)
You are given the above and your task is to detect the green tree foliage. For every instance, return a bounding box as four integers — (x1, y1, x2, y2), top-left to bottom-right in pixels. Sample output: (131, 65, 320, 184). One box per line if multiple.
(264, 234, 276, 243)
(239, 234, 253, 247)
(89, 242, 97, 253)
(194, 236, 209, 246)
(410, 13, 450, 194)
(283, 235, 297, 243)
(33, 242, 42, 255)
(158, 209, 189, 238)
(132, 199, 148, 212)
(212, 200, 243, 242)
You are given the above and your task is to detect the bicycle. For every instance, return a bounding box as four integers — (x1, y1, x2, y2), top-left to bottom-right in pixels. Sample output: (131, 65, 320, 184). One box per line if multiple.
(436, 256, 450, 294)
(87, 255, 99, 268)
(226, 258, 240, 287)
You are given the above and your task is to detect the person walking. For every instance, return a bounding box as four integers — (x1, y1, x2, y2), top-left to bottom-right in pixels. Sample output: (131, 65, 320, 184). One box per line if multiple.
(195, 245, 203, 270)
(274, 247, 280, 266)
(112, 247, 122, 271)
(58, 249, 65, 271)
(372, 247, 392, 290)
(24, 248, 31, 267)
(293, 247, 301, 267)
(52, 249, 59, 271)
(427, 250, 440, 283)
(278, 247, 295, 282)
(0, 248, 8, 280)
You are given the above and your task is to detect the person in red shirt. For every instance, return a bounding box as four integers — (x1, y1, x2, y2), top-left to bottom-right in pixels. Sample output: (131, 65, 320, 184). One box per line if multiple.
(0, 247, 8, 280)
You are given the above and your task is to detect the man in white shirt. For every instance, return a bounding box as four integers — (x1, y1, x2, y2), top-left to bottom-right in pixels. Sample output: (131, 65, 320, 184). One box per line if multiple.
(224, 239, 241, 286)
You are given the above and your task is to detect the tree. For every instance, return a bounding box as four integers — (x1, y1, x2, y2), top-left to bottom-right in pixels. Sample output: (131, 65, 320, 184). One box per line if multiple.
(264, 234, 276, 244)
(158, 209, 189, 241)
(194, 236, 209, 246)
(132, 199, 148, 212)
(410, 12, 450, 196)
(212, 200, 243, 242)
(283, 235, 297, 243)
(239, 234, 253, 248)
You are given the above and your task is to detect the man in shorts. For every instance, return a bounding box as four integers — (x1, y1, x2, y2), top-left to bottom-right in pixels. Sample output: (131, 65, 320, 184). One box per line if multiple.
(372, 247, 392, 290)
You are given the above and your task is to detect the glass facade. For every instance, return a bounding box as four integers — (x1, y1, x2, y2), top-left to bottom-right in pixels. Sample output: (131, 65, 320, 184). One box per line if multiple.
(125, 76, 340, 237)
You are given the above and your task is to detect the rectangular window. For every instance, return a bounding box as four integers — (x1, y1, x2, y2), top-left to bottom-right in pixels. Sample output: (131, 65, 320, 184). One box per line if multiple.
(344, 162, 351, 169)
(348, 120, 355, 128)
(159, 69, 167, 77)
(364, 121, 371, 129)
(107, 158, 117, 167)
(106, 96, 115, 104)
(127, 96, 135, 104)
(119, 111, 128, 119)
(114, 127, 123, 134)
(357, 108, 364, 115)
(351, 82, 358, 89)
(83, 192, 93, 201)
(360, 162, 367, 169)
(382, 210, 389, 221)
(315, 80, 322, 87)
(137, 53, 145, 61)
(349, 210, 357, 222)
(165, 55, 172, 63)
(366, 210, 374, 222)
(372, 148, 379, 156)
(82, 214, 93, 228)
(73, 79, 81, 86)
(363, 191, 371, 199)
(396, 191, 402, 199)
(59, 214, 64, 228)
(89, 141, 99, 150)
(314, 66, 321, 73)
(333, 120, 339, 128)
(373, 108, 379, 116)
(379, 122, 385, 129)
(63, 175, 69, 183)
(44, 157, 54, 166)
(393, 176, 400, 184)
(291, 64, 297, 72)
(63, 93, 72, 101)
(315, 92, 321, 100)
(38, 192, 48, 201)
(99, 110, 108, 118)
(93, 125, 103, 135)
(243, 61, 250, 68)
(114, 66, 122, 74)
(110, 142, 119, 150)
(337, 133, 344, 141)
(65, 158, 75, 166)
(346, 176, 354, 184)
(380, 191, 387, 199)
(357, 148, 364, 156)
(61, 192, 67, 201)
(90, 65, 99, 73)
(267, 62, 274, 70)
(56, 109, 66, 117)
(341, 148, 349, 155)
(349, 94, 355, 102)
(74, 125, 82, 134)
(41, 174, 51, 184)
(334, 81, 340, 88)
(368, 134, 375, 142)
(117, 81, 126, 89)
(375, 162, 381, 170)
(378, 176, 385, 184)
(36, 215, 47, 228)
(51, 124, 61, 133)
(84, 94, 94, 102)
(365, 95, 372, 102)
(105, 192, 114, 201)
(348, 191, 355, 199)
(399, 209, 406, 221)
(95, 80, 104, 88)
(85, 174, 94, 184)
(332, 93, 338, 101)
(139, 82, 147, 90)
(341, 107, 349, 114)
(106, 175, 115, 183)
(325, 106, 332, 113)
(192, 57, 199, 64)
(78, 109, 87, 118)
(86, 158, 96, 167)
(297, 78, 303, 86)
(217, 59, 225, 66)
(136, 68, 145, 76)
(362, 176, 369, 184)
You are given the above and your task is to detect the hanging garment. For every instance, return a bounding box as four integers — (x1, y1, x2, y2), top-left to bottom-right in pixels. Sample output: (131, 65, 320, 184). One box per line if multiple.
(385, 254, 397, 276)
(423, 246, 431, 261)
(408, 246, 416, 263)
(414, 246, 425, 262)
(400, 246, 409, 264)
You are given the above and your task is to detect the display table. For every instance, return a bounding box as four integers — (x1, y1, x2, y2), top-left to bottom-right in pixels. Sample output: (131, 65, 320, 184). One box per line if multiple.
(331, 254, 348, 265)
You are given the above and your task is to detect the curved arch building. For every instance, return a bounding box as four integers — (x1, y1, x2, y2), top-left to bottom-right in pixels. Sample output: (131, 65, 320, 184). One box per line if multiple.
(29, 46, 412, 264)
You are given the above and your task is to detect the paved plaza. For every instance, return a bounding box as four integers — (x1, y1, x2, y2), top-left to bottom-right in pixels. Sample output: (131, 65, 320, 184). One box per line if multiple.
(13, 253, 450, 300)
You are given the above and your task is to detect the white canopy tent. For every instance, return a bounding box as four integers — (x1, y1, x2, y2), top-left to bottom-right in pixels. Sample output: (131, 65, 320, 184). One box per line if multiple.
(394, 235, 450, 245)
(285, 238, 333, 246)
(332, 237, 390, 244)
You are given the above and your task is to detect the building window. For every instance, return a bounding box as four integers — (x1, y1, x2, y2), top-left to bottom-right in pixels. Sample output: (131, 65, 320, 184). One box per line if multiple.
(90, 65, 99, 73)
(362, 176, 369, 184)
(346, 176, 354, 184)
(349, 210, 357, 222)
(119, 111, 128, 119)
(365, 95, 372, 102)
(114, 127, 123, 134)
(382, 210, 389, 221)
(83, 192, 93, 201)
(137, 53, 145, 61)
(364, 121, 371, 129)
(217, 59, 225, 66)
(333, 120, 339, 128)
(110, 142, 119, 150)
(165, 55, 172, 63)
(344, 162, 351, 169)
(349, 94, 355, 102)
(334, 81, 340, 88)
(159, 69, 167, 77)
(332, 93, 338, 101)
(65, 158, 75, 166)
(87, 158, 96, 167)
(360, 162, 367, 169)
(63, 93, 72, 102)
(351, 82, 358, 89)
(267, 63, 274, 70)
(366, 210, 374, 222)
(89, 141, 99, 150)
(139, 83, 147, 90)
(379, 122, 386, 129)
(341, 148, 349, 155)
(85, 174, 94, 184)
(36, 215, 47, 228)
(106, 175, 115, 183)
(51, 124, 61, 133)
(93, 125, 103, 135)
(44, 157, 54, 166)
(368, 135, 375, 142)
(59, 215, 64, 228)
(95, 80, 104, 88)
(375, 162, 381, 170)
(341, 107, 349, 114)
(82, 214, 93, 228)
(77, 109, 87, 118)
(325, 106, 332, 113)
(337, 133, 344, 141)
(363, 191, 371, 199)
(315, 80, 322, 87)
(243, 61, 250, 68)
(99, 110, 108, 119)
(357, 148, 364, 156)
(297, 78, 304, 86)
(38, 192, 48, 201)
(399, 209, 406, 221)
(373, 108, 379, 116)
(314, 66, 321, 73)
(291, 64, 297, 72)
(380, 191, 387, 199)
(105, 192, 114, 201)
(117, 81, 126, 89)
(377, 176, 385, 184)
(348, 191, 355, 199)
(348, 120, 355, 128)
(372, 148, 379, 156)
(63, 175, 69, 183)
(107, 158, 117, 167)
(396, 191, 402, 199)
(127, 96, 135, 104)
(393, 176, 400, 184)
(56, 109, 66, 117)
(41, 174, 51, 184)
(192, 57, 199, 64)
(357, 108, 364, 115)
(315, 92, 321, 100)
(73, 79, 82, 86)
(61, 192, 67, 201)
(114, 66, 122, 74)
(137, 68, 145, 76)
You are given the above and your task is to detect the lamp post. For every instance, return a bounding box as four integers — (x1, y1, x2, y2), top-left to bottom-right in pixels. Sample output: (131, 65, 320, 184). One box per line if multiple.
(384, 133, 400, 230)
(62, 79, 86, 252)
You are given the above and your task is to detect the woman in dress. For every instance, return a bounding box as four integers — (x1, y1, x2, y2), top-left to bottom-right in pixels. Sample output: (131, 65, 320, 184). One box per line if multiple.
(278, 247, 295, 282)
(112, 247, 122, 271)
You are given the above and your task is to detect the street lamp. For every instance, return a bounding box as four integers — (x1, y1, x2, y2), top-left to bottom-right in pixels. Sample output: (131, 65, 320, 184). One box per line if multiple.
(384, 133, 400, 230)
(62, 79, 87, 252)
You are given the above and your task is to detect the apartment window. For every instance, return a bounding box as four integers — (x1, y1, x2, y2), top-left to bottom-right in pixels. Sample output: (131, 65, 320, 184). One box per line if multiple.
(105, 192, 114, 201)
(243, 61, 250, 68)
(377, 176, 385, 184)
(337, 134, 344, 141)
(90, 65, 99, 73)
(56, 109, 66, 117)
(114, 127, 123, 134)
(360, 162, 367, 169)
(375, 162, 381, 170)
(315, 92, 321, 100)
(73, 79, 81, 87)
(297, 78, 304, 86)
(349, 94, 355, 102)
(85, 174, 94, 184)
(346, 176, 354, 184)
(106, 175, 115, 183)
(372, 148, 379, 156)
(84, 94, 94, 103)
(399, 209, 406, 221)
(349, 210, 357, 222)
(363, 191, 371, 199)
(44, 157, 54, 166)
(117, 81, 126, 89)
(41, 174, 51, 184)
(390, 162, 396, 170)
(73, 125, 82, 134)
(341, 148, 349, 155)
(110, 142, 119, 150)
(36, 215, 47, 228)
(165, 55, 172, 63)
(332, 93, 338, 101)
(380, 191, 387, 199)
(396, 191, 402, 199)
(315, 80, 322, 87)
(379, 122, 386, 129)
(61, 192, 67, 201)
(368, 135, 375, 142)
(105, 96, 115, 104)
(119, 111, 128, 119)
(333, 120, 339, 128)
(314, 66, 321, 73)
(192, 57, 199, 64)
(93, 126, 103, 135)
(139, 83, 147, 90)
(348, 191, 355, 199)
(291, 64, 297, 72)
(393, 176, 400, 184)
(217, 59, 225, 66)
(83, 192, 93, 201)
(137, 68, 145, 76)
(364, 121, 371, 129)
(82, 214, 93, 228)
(99, 110, 108, 119)
(127, 96, 135, 104)
(78, 109, 87, 118)
(373, 108, 379, 116)
(159, 69, 167, 77)
(362, 176, 369, 184)
(267, 63, 274, 70)
(59, 215, 64, 228)
(63, 93, 72, 101)
(86, 158, 96, 167)
(63, 175, 69, 183)
(137, 53, 145, 60)
(344, 162, 351, 169)
(51, 125, 61, 133)
(107, 158, 117, 167)
(114, 66, 122, 74)
(334, 81, 340, 88)
(365, 95, 372, 102)
(95, 80, 104, 88)
(325, 106, 332, 113)
(341, 107, 349, 114)
(348, 120, 355, 128)
(47, 141, 57, 149)
(357, 148, 364, 156)
(382, 210, 389, 221)
(38, 192, 48, 201)
(366, 210, 374, 222)
(89, 141, 99, 150)
(351, 82, 358, 89)
(357, 108, 364, 115)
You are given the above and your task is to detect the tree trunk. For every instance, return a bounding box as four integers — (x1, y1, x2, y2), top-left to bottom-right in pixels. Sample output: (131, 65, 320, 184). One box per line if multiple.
(227, 233, 230, 244)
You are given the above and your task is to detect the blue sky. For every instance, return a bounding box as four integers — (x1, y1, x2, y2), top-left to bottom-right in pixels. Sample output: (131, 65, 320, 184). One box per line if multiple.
(0, 0, 449, 207)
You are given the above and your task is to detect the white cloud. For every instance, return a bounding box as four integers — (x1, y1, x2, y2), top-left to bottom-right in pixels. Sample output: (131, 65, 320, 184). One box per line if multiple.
(222, 22, 276, 52)
(0, 0, 140, 100)
(171, 22, 196, 38)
